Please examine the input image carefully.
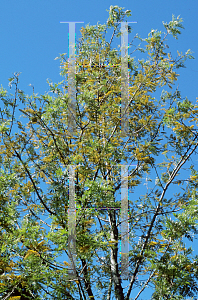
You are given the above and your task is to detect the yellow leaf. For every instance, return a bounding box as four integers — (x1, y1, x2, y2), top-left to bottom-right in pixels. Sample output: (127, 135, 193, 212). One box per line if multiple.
(48, 140, 53, 147)
(79, 245, 90, 252)
(149, 241, 158, 246)
(37, 241, 45, 248)
(153, 271, 159, 276)
(171, 255, 178, 260)
(0, 283, 6, 286)
(26, 108, 35, 114)
(84, 219, 94, 225)
(24, 250, 40, 260)
(43, 157, 51, 163)
(40, 171, 47, 180)
(185, 265, 192, 272)
(108, 240, 118, 244)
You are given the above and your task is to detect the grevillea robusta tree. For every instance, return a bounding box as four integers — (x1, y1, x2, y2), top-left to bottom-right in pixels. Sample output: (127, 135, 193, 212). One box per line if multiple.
(0, 5, 198, 300)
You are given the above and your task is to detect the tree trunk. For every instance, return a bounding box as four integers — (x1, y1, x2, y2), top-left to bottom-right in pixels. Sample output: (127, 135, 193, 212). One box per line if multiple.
(108, 209, 125, 300)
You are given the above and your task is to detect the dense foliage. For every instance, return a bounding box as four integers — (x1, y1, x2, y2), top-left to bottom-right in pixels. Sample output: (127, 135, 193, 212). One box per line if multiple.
(0, 5, 198, 300)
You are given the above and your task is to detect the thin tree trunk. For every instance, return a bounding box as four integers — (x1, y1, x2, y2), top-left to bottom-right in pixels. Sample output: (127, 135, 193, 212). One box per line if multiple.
(108, 209, 125, 300)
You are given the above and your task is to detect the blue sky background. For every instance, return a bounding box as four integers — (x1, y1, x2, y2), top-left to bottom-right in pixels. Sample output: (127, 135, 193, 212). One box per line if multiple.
(1, 0, 198, 299)
(0, 0, 197, 100)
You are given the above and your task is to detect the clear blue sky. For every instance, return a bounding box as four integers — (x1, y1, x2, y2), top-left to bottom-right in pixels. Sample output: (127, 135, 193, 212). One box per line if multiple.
(0, 0, 197, 101)
(1, 1, 198, 299)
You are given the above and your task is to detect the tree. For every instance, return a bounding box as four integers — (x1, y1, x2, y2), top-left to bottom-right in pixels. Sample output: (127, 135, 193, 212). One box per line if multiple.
(2, 282, 39, 300)
(0, 5, 198, 300)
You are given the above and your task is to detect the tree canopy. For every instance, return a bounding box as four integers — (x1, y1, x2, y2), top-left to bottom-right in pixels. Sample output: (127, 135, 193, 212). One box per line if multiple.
(0, 5, 198, 300)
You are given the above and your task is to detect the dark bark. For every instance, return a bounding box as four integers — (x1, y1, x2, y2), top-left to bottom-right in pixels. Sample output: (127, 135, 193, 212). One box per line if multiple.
(81, 258, 95, 299)
(108, 209, 125, 300)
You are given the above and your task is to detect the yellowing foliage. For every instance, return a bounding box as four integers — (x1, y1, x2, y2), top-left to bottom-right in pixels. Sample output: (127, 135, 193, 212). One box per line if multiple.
(24, 250, 40, 260)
